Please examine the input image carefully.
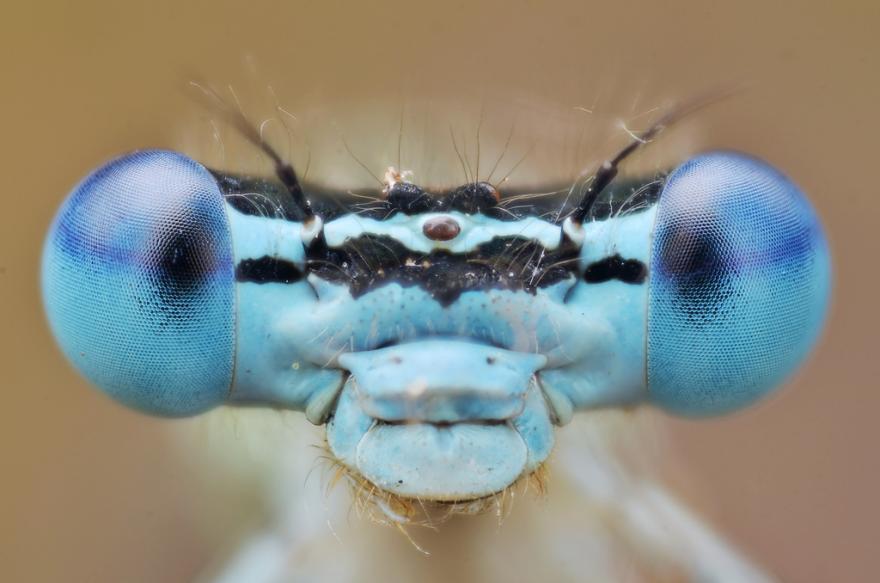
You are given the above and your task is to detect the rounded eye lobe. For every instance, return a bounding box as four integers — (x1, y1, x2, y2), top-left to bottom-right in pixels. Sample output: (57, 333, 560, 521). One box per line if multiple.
(42, 150, 236, 416)
(647, 151, 831, 416)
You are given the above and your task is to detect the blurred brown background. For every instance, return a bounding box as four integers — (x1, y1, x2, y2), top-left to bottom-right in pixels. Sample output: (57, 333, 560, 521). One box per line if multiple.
(1, 1, 877, 581)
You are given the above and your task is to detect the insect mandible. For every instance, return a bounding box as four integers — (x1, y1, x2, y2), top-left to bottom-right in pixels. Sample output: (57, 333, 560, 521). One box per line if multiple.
(41, 96, 830, 507)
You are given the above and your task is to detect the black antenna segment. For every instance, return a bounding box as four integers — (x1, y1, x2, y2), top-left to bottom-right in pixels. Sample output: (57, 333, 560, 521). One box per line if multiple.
(189, 82, 315, 222)
(569, 90, 734, 224)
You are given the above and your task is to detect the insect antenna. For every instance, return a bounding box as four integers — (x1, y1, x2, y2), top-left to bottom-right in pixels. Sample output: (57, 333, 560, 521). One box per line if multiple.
(268, 87, 316, 185)
(188, 82, 316, 223)
(449, 125, 472, 184)
(568, 90, 735, 224)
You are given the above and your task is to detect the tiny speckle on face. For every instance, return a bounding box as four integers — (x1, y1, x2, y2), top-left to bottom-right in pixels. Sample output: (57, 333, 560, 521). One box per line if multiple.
(406, 378, 428, 397)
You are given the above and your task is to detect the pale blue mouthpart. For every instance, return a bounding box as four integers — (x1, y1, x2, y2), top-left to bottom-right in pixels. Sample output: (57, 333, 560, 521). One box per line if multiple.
(328, 339, 554, 499)
(339, 340, 546, 422)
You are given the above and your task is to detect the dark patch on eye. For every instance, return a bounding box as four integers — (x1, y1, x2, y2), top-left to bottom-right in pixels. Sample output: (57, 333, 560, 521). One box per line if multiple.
(656, 223, 727, 282)
(583, 254, 647, 284)
(153, 228, 215, 294)
(236, 256, 303, 284)
(654, 221, 736, 322)
(142, 221, 221, 322)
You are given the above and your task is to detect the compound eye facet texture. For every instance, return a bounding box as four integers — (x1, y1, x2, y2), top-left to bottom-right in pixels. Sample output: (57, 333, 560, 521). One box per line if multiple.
(647, 152, 831, 416)
(42, 150, 235, 416)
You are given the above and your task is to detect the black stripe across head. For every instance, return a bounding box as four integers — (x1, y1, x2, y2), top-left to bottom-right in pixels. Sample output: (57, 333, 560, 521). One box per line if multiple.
(236, 256, 303, 284)
(312, 234, 580, 306)
(583, 254, 647, 284)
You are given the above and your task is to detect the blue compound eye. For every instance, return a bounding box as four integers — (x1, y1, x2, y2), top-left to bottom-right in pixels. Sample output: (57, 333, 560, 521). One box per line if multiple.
(647, 152, 831, 416)
(42, 151, 236, 416)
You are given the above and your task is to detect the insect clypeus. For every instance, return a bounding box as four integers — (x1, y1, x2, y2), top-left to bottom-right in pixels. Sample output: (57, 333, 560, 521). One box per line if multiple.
(42, 91, 830, 580)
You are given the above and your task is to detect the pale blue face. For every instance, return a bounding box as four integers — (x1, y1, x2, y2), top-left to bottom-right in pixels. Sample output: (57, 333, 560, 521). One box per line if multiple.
(42, 149, 830, 501)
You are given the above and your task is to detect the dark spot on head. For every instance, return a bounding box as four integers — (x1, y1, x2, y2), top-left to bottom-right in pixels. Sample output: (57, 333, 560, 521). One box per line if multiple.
(422, 216, 461, 241)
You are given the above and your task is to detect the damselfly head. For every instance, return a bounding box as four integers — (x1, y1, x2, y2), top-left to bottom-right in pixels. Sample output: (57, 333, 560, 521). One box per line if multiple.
(41, 100, 831, 504)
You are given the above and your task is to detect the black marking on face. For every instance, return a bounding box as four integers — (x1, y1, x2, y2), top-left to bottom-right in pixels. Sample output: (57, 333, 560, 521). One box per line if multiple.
(583, 254, 647, 284)
(236, 256, 304, 284)
(386, 183, 435, 214)
(311, 235, 580, 306)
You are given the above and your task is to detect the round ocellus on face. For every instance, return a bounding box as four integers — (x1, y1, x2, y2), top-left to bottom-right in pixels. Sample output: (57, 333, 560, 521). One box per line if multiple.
(422, 216, 461, 241)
